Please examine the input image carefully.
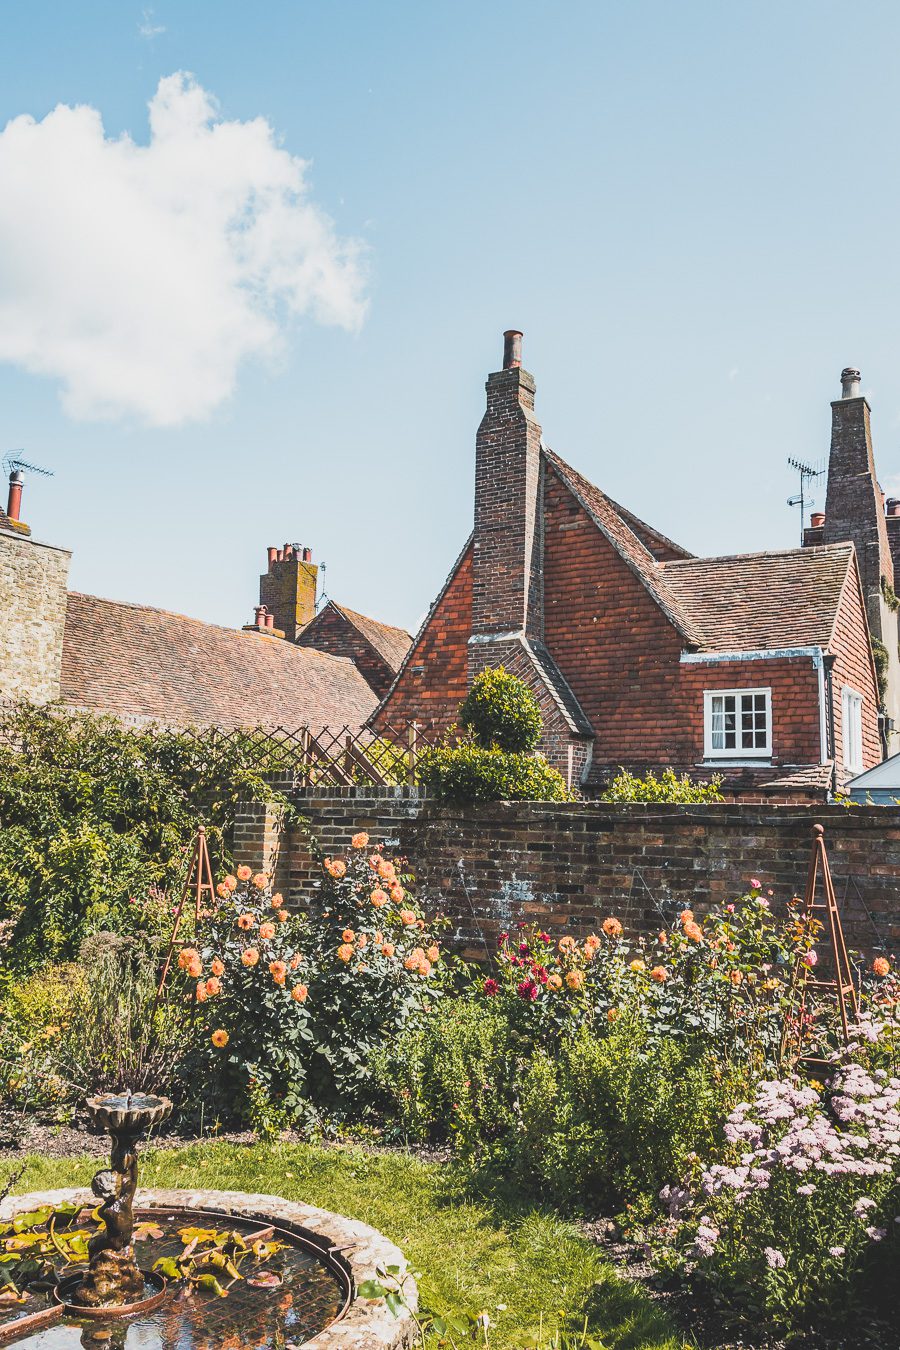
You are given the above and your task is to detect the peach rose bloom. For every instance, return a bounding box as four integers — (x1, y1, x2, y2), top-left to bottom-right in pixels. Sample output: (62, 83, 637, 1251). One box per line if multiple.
(269, 960, 287, 985)
(650, 966, 668, 983)
(342, 929, 355, 943)
(400, 909, 417, 926)
(418, 960, 432, 977)
(873, 956, 891, 977)
(205, 976, 221, 996)
(237, 913, 255, 931)
(683, 921, 704, 943)
(389, 884, 405, 903)
(371, 889, 388, 907)
(211, 958, 225, 977)
(547, 973, 563, 990)
(630, 959, 646, 973)
(376, 859, 396, 881)
(237, 865, 252, 882)
(186, 956, 203, 979)
(259, 922, 276, 940)
(291, 984, 309, 1002)
(426, 945, 440, 962)
(216, 883, 230, 899)
(271, 893, 284, 909)
(369, 854, 382, 871)
(177, 946, 201, 971)
(222, 875, 238, 892)
(277, 910, 289, 923)
(241, 948, 259, 967)
(583, 935, 601, 958)
(357, 934, 368, 949)
(679, 909, 694, 924)
(602, 917, 622, 938)
(252, 873, 268, 889)
(289, 952, 302, 969)
(381, 943, 395, 958)
(607, 1007, 620, 1022)
(195, 981, 208, 1003)
(565, 970, 585, 990)
(351, 832, 370, 849)
(211, 1029, 229, 1048)
(729, 969, 743, 986)
(558, 936, 577, 954)
(337, 943, 354, 963)
(324, 858, 347, 879)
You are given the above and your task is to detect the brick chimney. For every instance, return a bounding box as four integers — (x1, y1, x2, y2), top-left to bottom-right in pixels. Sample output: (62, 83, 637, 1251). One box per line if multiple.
(823, 367, 894, 634)
(257, 544, 318, 641)
(471, 330, 544, 641)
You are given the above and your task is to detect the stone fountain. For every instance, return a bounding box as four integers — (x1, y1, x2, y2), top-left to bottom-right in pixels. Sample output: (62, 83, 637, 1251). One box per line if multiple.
(63, 1092, 172, 1313)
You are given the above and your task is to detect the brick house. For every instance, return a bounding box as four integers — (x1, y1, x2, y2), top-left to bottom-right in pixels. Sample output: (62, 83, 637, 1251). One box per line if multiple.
(372, 332, 881, 798)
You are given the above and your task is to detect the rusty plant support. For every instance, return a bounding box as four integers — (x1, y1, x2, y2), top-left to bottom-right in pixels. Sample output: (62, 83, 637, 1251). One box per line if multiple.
(152, 824, 217, 1014)
(779, 823, 859, 1069)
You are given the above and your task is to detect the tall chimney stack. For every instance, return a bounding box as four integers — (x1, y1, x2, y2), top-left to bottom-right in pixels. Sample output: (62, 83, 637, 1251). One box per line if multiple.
(258, 542, 318, 640)
(6, 470, 23, 523)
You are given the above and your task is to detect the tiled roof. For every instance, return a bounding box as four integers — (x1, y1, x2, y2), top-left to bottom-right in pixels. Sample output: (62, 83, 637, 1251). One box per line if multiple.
(761, 762, 835, 793)
(603, 497, 693, 561)
(660, 544, 855, 651)
(60, 592, 378, 730)
(543, 448, 707, 647)
(333, 604, 413, 672)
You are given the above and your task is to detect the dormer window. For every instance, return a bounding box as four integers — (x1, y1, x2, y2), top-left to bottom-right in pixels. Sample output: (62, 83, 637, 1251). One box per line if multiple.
(704, 688, 772, 759)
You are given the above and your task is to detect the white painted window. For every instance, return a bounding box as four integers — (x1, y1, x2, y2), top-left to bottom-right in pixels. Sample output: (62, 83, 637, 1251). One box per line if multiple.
(703, 688, 772, 759)
(842, 687, 864, 775)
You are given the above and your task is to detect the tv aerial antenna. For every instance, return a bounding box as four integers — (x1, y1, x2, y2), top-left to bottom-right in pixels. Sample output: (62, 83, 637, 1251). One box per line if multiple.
(3, 452, 54, 479)
(787, 456, 825, 545)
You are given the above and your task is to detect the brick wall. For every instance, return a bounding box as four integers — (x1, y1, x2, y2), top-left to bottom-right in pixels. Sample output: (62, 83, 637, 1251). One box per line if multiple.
(238, 788, 899, 959)
(0, 531, 71, 703)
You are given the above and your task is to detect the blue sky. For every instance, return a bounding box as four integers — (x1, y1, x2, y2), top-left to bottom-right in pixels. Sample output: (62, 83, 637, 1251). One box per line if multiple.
(2, 1, 900, 634)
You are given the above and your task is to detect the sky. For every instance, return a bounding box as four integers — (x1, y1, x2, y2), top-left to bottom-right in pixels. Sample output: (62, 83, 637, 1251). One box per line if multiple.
(3, 1, 900, 635)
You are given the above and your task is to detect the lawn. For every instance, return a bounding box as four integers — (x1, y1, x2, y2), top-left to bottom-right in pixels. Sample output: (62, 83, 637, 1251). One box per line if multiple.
(11, 1140, 688, 1350)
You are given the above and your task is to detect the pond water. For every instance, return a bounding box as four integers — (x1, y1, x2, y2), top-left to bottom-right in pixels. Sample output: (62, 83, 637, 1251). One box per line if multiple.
(0, 1208, 345, 1350)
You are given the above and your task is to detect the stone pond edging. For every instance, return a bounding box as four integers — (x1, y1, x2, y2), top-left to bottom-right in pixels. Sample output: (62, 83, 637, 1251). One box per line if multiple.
(0, 1187, 417, 1350)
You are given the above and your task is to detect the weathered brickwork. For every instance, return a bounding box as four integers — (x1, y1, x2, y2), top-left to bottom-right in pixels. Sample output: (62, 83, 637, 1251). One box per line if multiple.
(238, 788, 900, 960)
(0, 530, 71, 703)
(259, 554, 318, 642)
(296, 605, 394, 696)
(829, 566, 882, 780)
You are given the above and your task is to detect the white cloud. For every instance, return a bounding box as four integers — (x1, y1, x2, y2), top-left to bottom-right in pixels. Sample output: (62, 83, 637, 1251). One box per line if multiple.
(138, 9, 165, 39)
(0, 73, 368, 426)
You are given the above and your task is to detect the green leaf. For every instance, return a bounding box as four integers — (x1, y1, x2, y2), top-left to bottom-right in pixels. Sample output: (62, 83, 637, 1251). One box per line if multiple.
(357, 1279, 388, 1300)
(385, 1290, 406, 1318)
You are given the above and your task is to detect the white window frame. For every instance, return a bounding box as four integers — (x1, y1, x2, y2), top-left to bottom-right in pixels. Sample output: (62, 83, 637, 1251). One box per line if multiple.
(841, 686, 864, 775)
(703, 687, 772, 760)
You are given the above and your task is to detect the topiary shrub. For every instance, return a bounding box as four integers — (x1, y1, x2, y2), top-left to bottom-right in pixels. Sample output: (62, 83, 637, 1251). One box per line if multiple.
(458, 668, 543, 751)
(419, 743, 571, 803)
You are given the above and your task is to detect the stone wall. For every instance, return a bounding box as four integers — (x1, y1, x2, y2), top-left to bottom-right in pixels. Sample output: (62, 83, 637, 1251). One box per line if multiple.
(237, 788, 900, 960)
(0, 530, 71, 703)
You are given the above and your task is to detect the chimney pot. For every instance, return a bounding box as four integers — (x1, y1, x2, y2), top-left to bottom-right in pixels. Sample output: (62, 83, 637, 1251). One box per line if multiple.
(810, 511, 826, 528)
(840, 366, 861, 399)
(6, 470, 23, 523)
(887, 498, 900, 518)
(502, 330, 523, 370)
(267, 546, 278, 569)
(264, 612, 275, 630)
(253, 605, 265, 625)
(302, 546, 312, 563)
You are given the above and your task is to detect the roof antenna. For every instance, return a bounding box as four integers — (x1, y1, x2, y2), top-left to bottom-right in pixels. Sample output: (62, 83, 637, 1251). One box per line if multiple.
(787, 456, 825, 546)
(315, 562, 328, 613)
(3, 452, 54, 479)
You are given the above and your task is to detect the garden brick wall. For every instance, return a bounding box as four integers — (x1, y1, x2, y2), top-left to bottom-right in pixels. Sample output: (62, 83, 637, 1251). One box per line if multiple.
(238, 788, 900, 960)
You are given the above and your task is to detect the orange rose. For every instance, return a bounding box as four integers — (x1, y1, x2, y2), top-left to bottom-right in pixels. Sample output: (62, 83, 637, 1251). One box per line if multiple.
(195, 980, 208, 1003)
(291, 984, 309, 1002)
(216, 883, 230, 899)
(205, 976, 221, 996)
(211, 958, 225, 977)
(342, 929, 355, 943)
(371, 888, 388, 907)
(357, 933, 368, 949)
(177, 946, 201, 971)
(566, 969, 585, 990)
(426, 945, 440, 962)
(186, 956, 203, 979)
(679, 909, 694, 924)
(259, 922, 276, 940)
(376, 859, 396, 881)
(650, 966, 668, 983)
(252, 873, 268, 889)
(601, 917, 622, 938)
(873, 957, 891, 977)
(547, 973, 563, 990)
(237, 865, 252, 882)
(399, 909, 417, 926)
(583, 935, 601, 959)
(683, 921, 704, 943)
(211, 1029, 229, 1048)
(607, 1007, 620, 1022)
(559, 936, 577, 954)
(270, 892, 284, 908)
(381, 943, 395, 958)
(337, 943, 354, 963)
(630, 959, 646, 973)
(241, 948, 259, 967)
(418, 960, 432, 977)
(351, 832, 370, 849)
(289, 952, 302, 969)
(389, 883, 405, 903)
(237, 913, 254, 931)
(369, 854, 382, 871)
(222, 874, 238, 892)
(729, 969, 744, 987)
(269, 960, 287, 985)
(277, 910, 289, 923)
(324, 858, 347, 879)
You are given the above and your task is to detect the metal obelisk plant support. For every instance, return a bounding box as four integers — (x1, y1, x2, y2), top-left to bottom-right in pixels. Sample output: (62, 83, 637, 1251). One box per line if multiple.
(779, 823, 859, 1070)
(152, 824, 217, 1015)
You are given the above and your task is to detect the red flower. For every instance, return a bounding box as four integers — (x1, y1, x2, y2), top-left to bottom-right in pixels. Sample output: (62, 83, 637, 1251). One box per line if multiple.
(483, 978, 499, 996)
(517, 979, 539, 1002)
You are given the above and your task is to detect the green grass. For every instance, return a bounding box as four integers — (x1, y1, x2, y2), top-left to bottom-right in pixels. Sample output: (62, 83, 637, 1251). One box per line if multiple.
(11, 1141, 688, 1350)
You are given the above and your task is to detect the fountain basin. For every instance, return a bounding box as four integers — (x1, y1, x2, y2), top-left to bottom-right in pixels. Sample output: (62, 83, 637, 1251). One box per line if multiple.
(0, 1187, 417, 1350)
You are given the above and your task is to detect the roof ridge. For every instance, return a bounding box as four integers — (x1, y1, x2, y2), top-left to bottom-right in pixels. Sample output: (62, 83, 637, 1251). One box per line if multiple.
(661, 541, 854, 569)
(334, 602, 412, 641)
